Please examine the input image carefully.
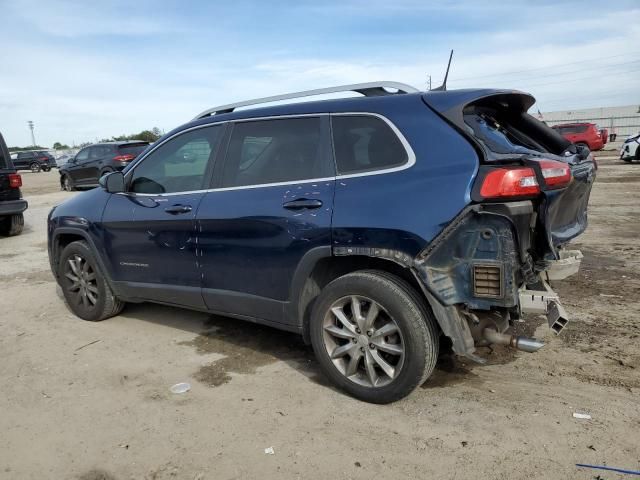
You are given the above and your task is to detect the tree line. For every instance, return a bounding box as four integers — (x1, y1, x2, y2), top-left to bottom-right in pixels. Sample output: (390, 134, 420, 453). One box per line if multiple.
(9, 127, 163, 151)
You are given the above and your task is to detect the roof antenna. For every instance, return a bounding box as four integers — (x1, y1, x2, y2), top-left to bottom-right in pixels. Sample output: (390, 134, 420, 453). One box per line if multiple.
(432, 50, 454, 91)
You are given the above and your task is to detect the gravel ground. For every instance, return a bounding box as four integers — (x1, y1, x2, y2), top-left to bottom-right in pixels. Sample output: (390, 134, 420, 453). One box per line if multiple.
(0, 159, 638, 480)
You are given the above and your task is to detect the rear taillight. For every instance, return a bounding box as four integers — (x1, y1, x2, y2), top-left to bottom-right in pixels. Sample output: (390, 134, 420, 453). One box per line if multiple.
(538, 159, 572, 189)
(113, 154, 135, 162)
(8, 173, 22, 188)
(479, 167, 540, 199)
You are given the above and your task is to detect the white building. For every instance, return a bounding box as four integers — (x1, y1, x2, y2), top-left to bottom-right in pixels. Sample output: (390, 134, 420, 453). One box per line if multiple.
(539, 104, 640, 139)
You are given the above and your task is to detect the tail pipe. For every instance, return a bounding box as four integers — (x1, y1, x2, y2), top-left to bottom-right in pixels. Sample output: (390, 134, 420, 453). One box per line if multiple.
(483, 328, 545, 353)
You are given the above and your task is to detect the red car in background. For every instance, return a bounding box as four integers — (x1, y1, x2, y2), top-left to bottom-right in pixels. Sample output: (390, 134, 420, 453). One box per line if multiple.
(551, 123, 608, 151)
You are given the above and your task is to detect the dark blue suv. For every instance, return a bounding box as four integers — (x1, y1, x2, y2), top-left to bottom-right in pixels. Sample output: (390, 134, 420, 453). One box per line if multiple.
(47, 82, 595, 403)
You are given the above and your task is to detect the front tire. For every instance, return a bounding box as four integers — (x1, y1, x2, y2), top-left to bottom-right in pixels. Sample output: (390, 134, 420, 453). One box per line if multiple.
(58, 240, 124, 321)
(61, 174, 74, 191)
(30, 162, 41, 173)
(310, 270, 439, 404)
(0, 214, 24, 236)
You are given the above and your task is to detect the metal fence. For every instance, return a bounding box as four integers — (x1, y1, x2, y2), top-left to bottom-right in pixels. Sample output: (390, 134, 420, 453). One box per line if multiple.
(544, 115, 640, 139)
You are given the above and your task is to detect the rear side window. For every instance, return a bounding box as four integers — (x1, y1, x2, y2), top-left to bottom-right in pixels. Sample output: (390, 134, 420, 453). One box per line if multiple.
(332, 115, 408, 175)
(0, 151, 6, 169)
(130, 125, 222, 194)
(221, 117, 329, 188)
(118, 143, 148, 157)
(89, 146, 110, 159)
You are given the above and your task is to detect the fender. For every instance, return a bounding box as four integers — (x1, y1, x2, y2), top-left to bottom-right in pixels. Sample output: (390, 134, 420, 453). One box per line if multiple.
(50, 226, 121, 296)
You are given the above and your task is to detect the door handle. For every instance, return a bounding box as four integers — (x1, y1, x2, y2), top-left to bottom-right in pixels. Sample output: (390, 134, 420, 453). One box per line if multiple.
(282, 198, 323, 210)
(164, 204, 192, 215)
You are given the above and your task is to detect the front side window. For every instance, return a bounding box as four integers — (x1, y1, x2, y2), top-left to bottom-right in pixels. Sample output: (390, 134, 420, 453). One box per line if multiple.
(130, 125, 222, 194)
(75, 148, 90, 163)
(221, 117, 329, 188)
(332, 115, 408, 175)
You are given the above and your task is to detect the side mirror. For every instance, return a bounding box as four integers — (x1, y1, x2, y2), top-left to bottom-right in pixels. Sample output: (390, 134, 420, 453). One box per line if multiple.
(99, 171, 125, 193)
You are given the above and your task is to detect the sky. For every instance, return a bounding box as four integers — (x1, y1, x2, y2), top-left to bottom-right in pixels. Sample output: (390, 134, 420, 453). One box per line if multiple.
(0, 0, 639, 147)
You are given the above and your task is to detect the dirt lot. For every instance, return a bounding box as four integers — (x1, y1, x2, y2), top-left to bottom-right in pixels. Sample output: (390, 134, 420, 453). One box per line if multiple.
(1, 159, 639, 480)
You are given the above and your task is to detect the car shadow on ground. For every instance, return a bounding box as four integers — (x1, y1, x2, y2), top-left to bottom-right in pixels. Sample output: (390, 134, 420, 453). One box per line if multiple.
(118, 302, 332, 390)
(115, 301, 535, 393)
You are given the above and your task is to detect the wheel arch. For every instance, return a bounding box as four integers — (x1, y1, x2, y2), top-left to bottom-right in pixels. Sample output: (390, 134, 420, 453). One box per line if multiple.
(51, 228, 117, 293)
(292, 252, 431, 344)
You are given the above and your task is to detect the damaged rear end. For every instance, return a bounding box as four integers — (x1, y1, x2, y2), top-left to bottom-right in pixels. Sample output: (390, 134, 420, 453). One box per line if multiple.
(416, 90, 596, 362)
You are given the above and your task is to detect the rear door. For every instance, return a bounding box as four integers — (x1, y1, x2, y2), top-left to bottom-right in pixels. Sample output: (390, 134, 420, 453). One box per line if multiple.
(100, 124, 224, 308)
(15, 152, 33, 170)
(196, 115, 334, 325)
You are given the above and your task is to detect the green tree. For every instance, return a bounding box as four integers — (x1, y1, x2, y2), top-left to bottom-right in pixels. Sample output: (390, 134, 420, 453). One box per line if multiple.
(53, 142, 70, 150)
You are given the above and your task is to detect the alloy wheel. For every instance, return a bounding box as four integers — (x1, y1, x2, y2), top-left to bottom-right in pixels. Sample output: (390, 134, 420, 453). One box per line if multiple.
(64, 254, 98, 309)
(322, 295, 405, 388)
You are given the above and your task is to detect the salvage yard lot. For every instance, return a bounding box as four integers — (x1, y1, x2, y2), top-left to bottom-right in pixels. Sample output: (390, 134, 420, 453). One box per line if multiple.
(1, 159, 639, 479)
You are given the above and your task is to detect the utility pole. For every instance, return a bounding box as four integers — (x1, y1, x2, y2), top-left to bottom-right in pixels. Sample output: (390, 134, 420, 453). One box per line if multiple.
(427, 75, 432, 91)
(27, 120, 36, 146)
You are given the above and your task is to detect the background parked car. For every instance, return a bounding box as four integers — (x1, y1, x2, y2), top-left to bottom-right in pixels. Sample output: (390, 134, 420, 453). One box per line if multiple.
(54, 153, 74, 168)
(0, 133, 27, 236)
(59, 141, 150, 191)
(10, 150, 54, 172)
(620, 132, 640, 162)
(551, 122, 607, 151)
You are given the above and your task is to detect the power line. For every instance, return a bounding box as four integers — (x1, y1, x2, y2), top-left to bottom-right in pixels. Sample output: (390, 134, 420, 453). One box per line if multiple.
(449, 52, 640, 82)
(450, 59, 640, 86)
(492, 66, 640, 89)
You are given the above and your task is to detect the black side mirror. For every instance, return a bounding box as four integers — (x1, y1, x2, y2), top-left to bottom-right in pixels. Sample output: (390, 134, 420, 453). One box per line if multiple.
(99, 171, 125, 193)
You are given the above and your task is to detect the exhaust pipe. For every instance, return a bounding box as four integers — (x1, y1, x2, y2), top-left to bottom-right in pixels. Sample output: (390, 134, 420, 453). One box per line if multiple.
(483, 328, 544, 353)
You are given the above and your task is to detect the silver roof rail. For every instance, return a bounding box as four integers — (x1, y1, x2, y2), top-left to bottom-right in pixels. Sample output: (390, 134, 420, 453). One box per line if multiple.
(192, 81, 420, 120)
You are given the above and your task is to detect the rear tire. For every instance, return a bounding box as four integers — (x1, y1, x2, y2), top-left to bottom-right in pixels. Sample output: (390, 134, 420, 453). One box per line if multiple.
(58, 240, 124, 321)
(30, 162, 41, 173)
(0, 214, 24, 236)
(309, 270, 439, 404)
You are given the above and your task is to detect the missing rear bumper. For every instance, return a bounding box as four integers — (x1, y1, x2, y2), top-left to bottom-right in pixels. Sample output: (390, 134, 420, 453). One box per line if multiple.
(519, 279, 569, 335)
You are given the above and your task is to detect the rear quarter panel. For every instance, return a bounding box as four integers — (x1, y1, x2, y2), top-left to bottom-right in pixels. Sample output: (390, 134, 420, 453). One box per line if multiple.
(332, 96, 479, 257)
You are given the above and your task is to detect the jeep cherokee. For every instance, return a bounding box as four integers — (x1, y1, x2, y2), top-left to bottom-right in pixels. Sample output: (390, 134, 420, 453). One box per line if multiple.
(47, 82, 595, 403)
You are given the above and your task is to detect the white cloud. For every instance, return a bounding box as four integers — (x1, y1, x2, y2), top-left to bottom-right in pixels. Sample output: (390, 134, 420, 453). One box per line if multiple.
(0, 1, 638, 146)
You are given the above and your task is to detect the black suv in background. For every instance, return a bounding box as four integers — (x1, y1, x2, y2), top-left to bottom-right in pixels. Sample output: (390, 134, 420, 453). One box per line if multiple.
(0, 133, 27, 236)
(12, 150, 54, 172)
(59, 141, 150, 191)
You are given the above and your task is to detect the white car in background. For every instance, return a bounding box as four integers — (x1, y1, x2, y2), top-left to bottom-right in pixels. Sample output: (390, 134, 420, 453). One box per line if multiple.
(620, 133, 640, 162)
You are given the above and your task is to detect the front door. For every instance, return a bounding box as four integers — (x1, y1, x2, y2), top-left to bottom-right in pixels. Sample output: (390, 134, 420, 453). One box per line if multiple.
(197, 116, 335, 325)
(100, 124, 224, 308)
(68, 147, 90, 184)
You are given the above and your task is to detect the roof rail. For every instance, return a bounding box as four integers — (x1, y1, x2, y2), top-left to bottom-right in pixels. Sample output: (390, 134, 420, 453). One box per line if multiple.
(192, 81, 419, 120)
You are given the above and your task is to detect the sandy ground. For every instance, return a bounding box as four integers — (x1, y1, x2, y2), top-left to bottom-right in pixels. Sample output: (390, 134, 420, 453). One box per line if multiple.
(0, 159, 639, 480)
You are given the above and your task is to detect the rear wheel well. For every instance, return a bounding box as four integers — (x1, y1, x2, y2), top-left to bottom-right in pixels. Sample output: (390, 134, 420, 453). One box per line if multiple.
(298, 256, 429, 343)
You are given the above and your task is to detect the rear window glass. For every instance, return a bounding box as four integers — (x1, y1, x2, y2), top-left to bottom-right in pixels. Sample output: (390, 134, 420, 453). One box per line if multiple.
(119, 143, 149, 157)
(332, 115, 408, 175)
(554, 125, 588, 134)
(0, 150, 6, 169)
(464, 109, 550, 155)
